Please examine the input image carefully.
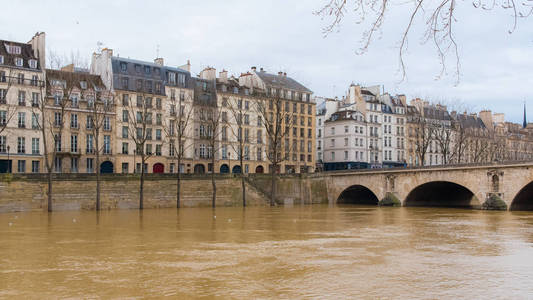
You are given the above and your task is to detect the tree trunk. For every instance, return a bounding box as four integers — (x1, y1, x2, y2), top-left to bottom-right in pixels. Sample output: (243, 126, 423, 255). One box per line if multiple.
(47, 170, 53, 212)
(140, 156, 144, 210)
(240, 155, 245, 207)
(95, 134, 101, 211)
(270, 163, 276, 206)
(211, 156, 216, 208)
(241, 175, 246, 207)
(176, 157, 181, 208)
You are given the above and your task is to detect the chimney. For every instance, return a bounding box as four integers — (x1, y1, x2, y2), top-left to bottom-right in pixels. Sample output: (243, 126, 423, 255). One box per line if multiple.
(251, 66, 257, 71)
(278, 71, 283, 76)
(283, 72, 287, 77)
(61, 64, 75, 72)
(479, 110, 494, 129)
(154, 57, 164, 66)
(260, 67, 264, 72)
(398, 95, 407, 106)
(102, 48, 113, 57)
(179, 60, 191, 72)
(219, 69, 228, 83)
(29, 32, 46, 69)
(200, 67, 216, 80)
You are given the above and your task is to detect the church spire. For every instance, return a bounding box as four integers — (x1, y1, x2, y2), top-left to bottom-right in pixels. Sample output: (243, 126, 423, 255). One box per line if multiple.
(523, 101, 527, 128)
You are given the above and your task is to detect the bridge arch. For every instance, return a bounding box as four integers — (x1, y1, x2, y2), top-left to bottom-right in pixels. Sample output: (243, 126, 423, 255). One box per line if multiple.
(404, 181, 480, 208)
(337, 185, 379, 205)
(510, 181, 533, 211)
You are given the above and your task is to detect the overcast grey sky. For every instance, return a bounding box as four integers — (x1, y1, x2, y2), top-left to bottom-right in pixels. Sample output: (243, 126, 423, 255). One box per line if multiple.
(1, 0, 531, 122)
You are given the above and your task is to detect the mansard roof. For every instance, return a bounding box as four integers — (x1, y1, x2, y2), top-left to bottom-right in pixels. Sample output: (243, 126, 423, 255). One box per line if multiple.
(0, 39, 41, 70)
(255, 70, 312, 93)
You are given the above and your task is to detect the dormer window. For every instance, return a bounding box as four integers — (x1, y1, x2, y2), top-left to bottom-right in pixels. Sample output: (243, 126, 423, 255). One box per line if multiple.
(233, 87, 238, 94)
(244, 89, 249, 95)
(29, 59, 37, 69)
(5, 44, 21, 55)
(168, 72, 176, 84)
(15, 57, 23, 67)
(144, 66, 151, 75)
(80, 81, 87, 89)
(0, 55, 4, 64)
(154, 68, 160, 75)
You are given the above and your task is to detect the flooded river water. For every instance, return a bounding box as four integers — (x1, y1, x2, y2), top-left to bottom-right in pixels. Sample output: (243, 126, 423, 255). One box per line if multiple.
(1, 205, 533, 299)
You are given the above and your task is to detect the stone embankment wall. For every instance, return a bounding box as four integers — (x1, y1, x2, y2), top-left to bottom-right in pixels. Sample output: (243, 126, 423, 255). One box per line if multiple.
(0, 174, 272, 213)
(246, 174, 329, 205)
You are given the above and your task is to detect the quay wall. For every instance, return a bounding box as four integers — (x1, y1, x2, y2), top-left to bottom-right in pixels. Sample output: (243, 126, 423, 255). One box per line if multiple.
(0, 174, 278, 213)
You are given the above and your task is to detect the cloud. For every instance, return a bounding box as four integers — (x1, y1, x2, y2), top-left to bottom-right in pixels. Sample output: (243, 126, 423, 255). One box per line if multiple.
(1, 0, 531, 122)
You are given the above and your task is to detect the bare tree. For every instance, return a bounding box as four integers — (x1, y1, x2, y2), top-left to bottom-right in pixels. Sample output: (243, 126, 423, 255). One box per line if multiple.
(225, 97, 249, 207)
(433, 120, 454, 164)
(315, 0, 532, 82)
(126, 92, 155, 210)
(255, 92, 295, 206)
(408, 112, 434, 166)
(85, 77, 114, 210)
(164, 90, 193, 208)
(0, 69, 18, 137)
(204, 108, 222, 208)
(33, 69, 78, 212)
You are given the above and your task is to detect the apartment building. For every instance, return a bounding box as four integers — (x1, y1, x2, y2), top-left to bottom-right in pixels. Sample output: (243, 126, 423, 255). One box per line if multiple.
(45, 68, 114, 173)
(239, 67, 316, 173)
(0, 33, 46, 173)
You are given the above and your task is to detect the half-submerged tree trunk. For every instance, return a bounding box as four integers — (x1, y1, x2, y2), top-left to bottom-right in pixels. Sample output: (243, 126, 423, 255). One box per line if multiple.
(270, 163, 276, 206)
(95, 128, 101, 211)
(211, 155, 216, 208)
(242, 175, 246, 207)
(47, 170, 53, 212)
(140, 155, 145, 210)
(176, 160, 181, 208)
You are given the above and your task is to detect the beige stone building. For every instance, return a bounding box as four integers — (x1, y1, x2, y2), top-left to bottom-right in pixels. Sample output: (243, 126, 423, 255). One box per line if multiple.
(0, 33, 46, 173)
(44, 68, 115, 173)
(239, 67, 316, 173)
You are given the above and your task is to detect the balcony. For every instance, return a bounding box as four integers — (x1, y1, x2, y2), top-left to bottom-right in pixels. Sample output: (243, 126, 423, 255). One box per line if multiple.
(71, 124, 79, 130)
(103, 149, 112, 155)
(0, 99, 6, 104)
(18, 101, 26, 107)
(31, 102, 39, 107)
(56, 148, 81, 156)
(170, 111, 176, 116)
(103, 126, 112, 132)
(18, 123, 26, 128)
(0, 76, 45, 87)
(86, 148, 95, 154)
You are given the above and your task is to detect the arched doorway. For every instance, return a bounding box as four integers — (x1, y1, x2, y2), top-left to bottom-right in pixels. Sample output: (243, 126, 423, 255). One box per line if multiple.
(337, 185, 379, 205)
(100, 161, 113, 174)
(153, 163, 164, 173)
(404, 181, 479, 208)
(232, 165, 241, 174)
(255, 165, 264, 173)
(511, 181, 533, 210)
(220, 164, 229, 173)
(194, 164, 205, 174)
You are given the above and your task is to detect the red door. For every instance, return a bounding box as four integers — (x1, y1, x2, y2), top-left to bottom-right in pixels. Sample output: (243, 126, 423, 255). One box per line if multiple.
(153, 163, 164, 173)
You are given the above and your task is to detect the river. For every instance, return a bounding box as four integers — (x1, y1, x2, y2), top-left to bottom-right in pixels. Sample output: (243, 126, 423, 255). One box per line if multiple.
(1, 205, 533, 299)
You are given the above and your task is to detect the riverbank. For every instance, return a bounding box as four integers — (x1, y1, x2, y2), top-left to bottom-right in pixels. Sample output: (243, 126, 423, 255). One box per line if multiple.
(0, 173, 329, 213)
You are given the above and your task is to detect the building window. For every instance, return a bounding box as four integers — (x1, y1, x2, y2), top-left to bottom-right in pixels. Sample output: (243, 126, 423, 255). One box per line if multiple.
(17, 160, 26, 173)
(17, 137, 25, 153)
(32, 161, 39, 173)
(32, 138, 39, 154)
(71, 114, 78, 129)
(0, 136, 5, 152)
(103, 135, 111, 154)
(15, 57, 23, 67)
(122, 163, 129, 174)
(83, 158, 93, 173)
(0, 55, 3, 64)
(71, 157, 79, 173)
(54, 157, 62, 173)
(122, 110, 128, 122)
(122, 126, 128, 138)
(71, 135, 78, 153)
(18, 112, 25, 128)
(120, 62, 127, 72)
(122, 142, 129, 154)
(18, 91, 25, 105)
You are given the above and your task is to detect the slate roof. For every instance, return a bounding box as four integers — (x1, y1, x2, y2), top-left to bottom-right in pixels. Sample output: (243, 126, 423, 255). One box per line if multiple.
(255, 70, 311, 93)
(455, 114, 486, 129)
(46, 69, 105, 92)
(0, 40, 41, 70)
(423, 106, 452, 121)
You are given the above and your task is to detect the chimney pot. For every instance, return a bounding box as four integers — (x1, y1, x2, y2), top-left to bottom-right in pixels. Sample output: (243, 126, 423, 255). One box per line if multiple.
(251, 66, 257, 71)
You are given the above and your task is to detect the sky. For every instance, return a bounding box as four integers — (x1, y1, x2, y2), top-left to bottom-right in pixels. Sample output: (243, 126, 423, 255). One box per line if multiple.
(1, 0, 532, 122)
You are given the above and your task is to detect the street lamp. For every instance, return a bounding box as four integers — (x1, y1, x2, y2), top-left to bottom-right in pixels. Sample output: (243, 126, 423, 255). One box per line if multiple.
(7, 145, 10, 173)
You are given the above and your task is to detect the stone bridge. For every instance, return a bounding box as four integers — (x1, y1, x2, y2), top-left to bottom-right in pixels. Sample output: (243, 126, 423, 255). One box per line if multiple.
(324, 162, 533, 210)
